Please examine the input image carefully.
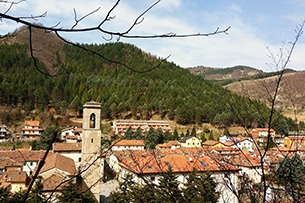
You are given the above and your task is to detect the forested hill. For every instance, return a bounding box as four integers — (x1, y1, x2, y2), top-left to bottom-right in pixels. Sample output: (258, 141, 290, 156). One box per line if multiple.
(0, 27, 294, 130)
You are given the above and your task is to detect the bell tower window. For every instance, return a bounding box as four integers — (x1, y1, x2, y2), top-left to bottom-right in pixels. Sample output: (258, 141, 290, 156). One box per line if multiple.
(90, 113, 96, 128)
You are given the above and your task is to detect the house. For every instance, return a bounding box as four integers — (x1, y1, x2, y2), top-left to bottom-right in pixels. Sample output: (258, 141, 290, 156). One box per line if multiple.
(112, 139, 145, 151)
(21, 120, 44, 139)
(220, 136, 254, 152)
(0, 125, 9, 140)
(66, 135, 80, 143)
(0, 170, 29, 193)
(37, 153, 77, 179)
(251, 128, 276, 146)
(284, 136, 305, 148)
(60, 127, 83, 142)
(226, 153, 263, 184)
(113, 119, 172, 135)
(53, 142, 82, 169)
(36, 153, 77, 201)
(112, 148, 240, 203)
(0, 148, 46, 176)
(179, 136, 201, 148)
(156, 140, 181, 150)
(0, 157, 22, 174)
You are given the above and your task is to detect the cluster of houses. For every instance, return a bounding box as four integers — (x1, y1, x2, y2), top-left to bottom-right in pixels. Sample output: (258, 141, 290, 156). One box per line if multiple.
(1, 103, 305, 202)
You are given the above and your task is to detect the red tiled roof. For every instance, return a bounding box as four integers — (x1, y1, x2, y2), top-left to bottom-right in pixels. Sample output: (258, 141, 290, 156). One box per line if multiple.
(0, 170, 28, 183)
(0, 157, 22, 169)
(0, 149, 47, 163)
(53, 143, 82, 152)
(114, 139, 144, 146)
(118, 149, 239, 175)
(39, 153, 76, 175)
(202, 140, 220, 146)
(42, 174, 67, 191)
(24, 120, 40, 127)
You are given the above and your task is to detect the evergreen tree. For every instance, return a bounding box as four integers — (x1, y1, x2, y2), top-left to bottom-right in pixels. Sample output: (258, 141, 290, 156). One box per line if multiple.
(32, 125, 60, 150)
(172, 128, 179, 140)
(133, 127, 143, 139)
(277, 154, 305, 202)
(144, 128, 158, 149)
(185, 129, 190, 137)
(182, 171, 219, 203)
(156, 168, 183, 203)
(191, 126, 197, 137)
(124, 127, 134, 140)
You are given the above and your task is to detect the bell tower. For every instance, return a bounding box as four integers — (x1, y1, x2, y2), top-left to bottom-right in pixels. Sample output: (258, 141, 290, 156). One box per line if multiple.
(81, 101, 102, 202)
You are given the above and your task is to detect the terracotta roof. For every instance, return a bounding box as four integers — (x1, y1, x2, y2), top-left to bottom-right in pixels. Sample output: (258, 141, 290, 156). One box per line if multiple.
(252, 128, 275, 132)
(42, 174, 67, 191)
(66, 135, 78, 139)
(24, 120, 40, 127)
(0, 146, 14, 151)
(0, 149, 47, 163)
(114, 139, 144, 146)
(202, 140, 220, 146)
(53, 143, 82, 152)
(226, 153, 262, 167)
(0, 170, 28, 183)
(74, 128, 83, 133)
(118, 149, 239, 175)
(0, 157, 22, 169)
(222, 142, 235, 147)
(39, 153, 76, 175)
(167, 141, 180, 145)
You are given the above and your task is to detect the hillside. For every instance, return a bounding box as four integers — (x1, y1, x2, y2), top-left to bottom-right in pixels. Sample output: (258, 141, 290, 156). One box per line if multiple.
(224, 71, 305, 122)
(188, 65, 305, 122)
(188, 65, 263, 81)
(0, 26, 65, 75)
(0, 26, 297, 133)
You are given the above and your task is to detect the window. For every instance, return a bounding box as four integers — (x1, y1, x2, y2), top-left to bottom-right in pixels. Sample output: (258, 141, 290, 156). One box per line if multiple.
(79, 157, 81, 162)
(91, 138, 94, 143)
(150, 176, 155, 181)
(90, 113, 96, 128)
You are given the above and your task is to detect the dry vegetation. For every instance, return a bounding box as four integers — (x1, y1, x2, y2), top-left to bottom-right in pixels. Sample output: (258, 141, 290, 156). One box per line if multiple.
(225, 71, 305, 122)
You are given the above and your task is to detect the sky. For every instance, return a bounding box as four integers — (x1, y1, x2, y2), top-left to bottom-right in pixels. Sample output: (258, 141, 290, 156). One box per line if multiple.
(1, 0, 305, 71)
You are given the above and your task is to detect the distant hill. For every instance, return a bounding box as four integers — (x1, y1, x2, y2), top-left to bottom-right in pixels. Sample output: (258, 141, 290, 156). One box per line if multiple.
(188, 65, 262, 80)
(188, 65, 296, 85)
(0, 26, 66, 75)
(188, 65, 305, 122)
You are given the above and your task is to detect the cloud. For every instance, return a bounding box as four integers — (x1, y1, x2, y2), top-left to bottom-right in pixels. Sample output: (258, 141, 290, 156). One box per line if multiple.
(1, 0, 305, 71)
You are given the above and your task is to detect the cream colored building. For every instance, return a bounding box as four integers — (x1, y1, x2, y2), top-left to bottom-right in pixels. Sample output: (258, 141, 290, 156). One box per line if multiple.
(179, 136, 202, 148)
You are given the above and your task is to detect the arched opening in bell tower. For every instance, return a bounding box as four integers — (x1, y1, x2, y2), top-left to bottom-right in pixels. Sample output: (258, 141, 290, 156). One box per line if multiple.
(89, 113, 96, 128)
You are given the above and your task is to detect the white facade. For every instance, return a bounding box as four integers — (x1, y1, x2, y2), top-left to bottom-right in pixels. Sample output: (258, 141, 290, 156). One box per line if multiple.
(235, 139, 254, 152)
(22, 160, 39, 176)
(180, 136, 202, 148)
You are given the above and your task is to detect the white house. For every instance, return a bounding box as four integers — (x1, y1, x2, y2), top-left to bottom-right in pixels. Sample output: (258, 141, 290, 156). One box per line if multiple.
(179, 136, 202, 148)
(60, 127, 82, 142)
(0, 149, 46, 176)
(0, 125, 9, 140)
(219, 135, 254, 152)
(21, 120, 43, 139)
